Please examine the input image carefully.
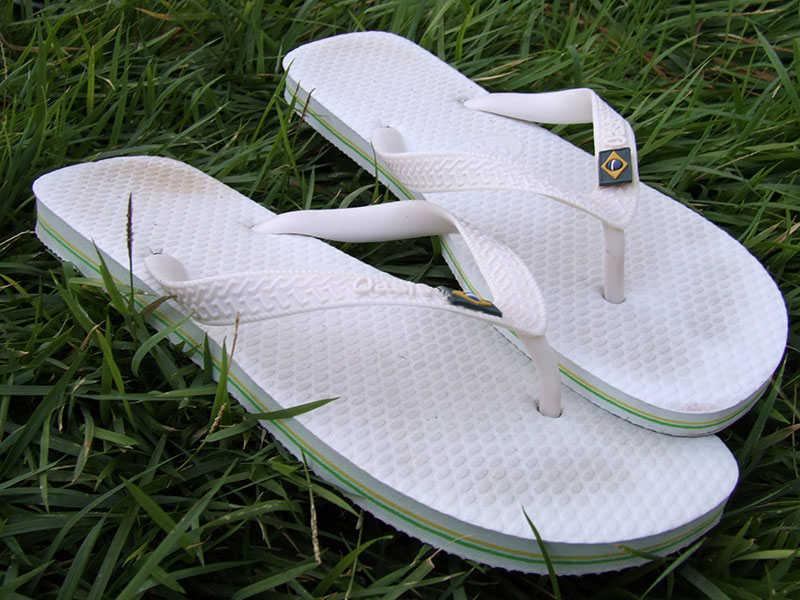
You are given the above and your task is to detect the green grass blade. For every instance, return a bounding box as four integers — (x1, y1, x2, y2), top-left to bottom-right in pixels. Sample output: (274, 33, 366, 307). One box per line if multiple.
(94, 244, 128, 316)
(230, 561, 319, 600)
(755, 28, 800, 118)
(0, 356, 82, 479)
(56, 515, 107, 600)
(245, 397, 337, 421)
(523, 508, 561, 600)
(115, 468, 231, 600)
(639, 538, 705, 599)
(120, 477, 195, 556)
(131, 313, 191, 377)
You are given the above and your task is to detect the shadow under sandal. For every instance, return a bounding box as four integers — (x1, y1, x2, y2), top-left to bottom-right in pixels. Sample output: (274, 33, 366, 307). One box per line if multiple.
(35, 156, 737, 574)
(283, 31, 788, 436)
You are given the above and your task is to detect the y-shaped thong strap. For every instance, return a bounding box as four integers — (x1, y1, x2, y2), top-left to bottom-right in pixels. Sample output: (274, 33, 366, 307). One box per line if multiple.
(146, 201, 562, 416)
(372, 88, 639, 303)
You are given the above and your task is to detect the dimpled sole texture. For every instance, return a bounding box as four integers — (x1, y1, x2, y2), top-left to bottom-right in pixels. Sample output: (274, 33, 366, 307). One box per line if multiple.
(283, 31, 788, 435)
(33, 157, 738, 574)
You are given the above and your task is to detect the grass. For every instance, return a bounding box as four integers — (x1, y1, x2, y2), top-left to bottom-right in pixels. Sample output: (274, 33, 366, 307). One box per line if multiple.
(1, 0, 798, 597)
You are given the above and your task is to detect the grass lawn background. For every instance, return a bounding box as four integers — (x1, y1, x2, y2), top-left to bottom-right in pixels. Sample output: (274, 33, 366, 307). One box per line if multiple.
(1, 1, 798, 598)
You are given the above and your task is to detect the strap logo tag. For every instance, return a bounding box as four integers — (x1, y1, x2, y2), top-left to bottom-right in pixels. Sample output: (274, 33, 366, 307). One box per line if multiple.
(598, 148, 632, 186)
(445, 289, 503, 317)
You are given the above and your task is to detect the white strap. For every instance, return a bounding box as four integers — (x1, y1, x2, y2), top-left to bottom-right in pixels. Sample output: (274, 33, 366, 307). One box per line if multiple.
(371, 128, 636, 228)
(464, 88, 639, 192)
(255, 201, 561, 416)
(461, 88, 637, 304)
(370, 89, 637, 303)
(254, 201, 547, 335)
(146, 255, 526, 330)
(371, 105, 638, 229)
(146, 253, 561, 417)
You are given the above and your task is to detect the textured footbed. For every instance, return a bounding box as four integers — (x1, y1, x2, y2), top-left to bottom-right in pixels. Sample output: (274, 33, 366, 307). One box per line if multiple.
(33, 156, 738, 575)
(282, 31, 788, 435)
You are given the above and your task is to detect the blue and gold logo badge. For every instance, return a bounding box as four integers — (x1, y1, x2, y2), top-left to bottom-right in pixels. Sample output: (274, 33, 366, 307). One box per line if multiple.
(598, 148, 632, 186)
(446, 289, 503, 317)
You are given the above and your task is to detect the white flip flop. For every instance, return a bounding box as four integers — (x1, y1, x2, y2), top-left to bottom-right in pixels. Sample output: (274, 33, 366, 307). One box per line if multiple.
(282, 31, 788, 436)
(34, 156, 738, 574)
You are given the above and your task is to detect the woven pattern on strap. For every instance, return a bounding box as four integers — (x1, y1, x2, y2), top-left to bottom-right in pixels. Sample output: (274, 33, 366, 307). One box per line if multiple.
(379, 149, 636, 228)
(145, 259, 546, 338)
(253, 201, 548, 335)
(445, 215, 547, 333)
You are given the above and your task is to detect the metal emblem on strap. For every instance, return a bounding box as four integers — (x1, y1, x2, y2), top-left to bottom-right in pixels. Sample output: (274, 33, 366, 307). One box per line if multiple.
(598, 148, 632, 186)
(445, 288, 503, 317)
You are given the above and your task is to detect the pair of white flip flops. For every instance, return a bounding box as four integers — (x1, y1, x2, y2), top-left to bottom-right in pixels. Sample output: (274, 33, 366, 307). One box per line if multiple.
(33, 32, 786, 575)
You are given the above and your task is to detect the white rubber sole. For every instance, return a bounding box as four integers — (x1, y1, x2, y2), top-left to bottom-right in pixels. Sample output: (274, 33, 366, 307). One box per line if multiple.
(282, 31, 787, 436)
(34, 156, 738, 574)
